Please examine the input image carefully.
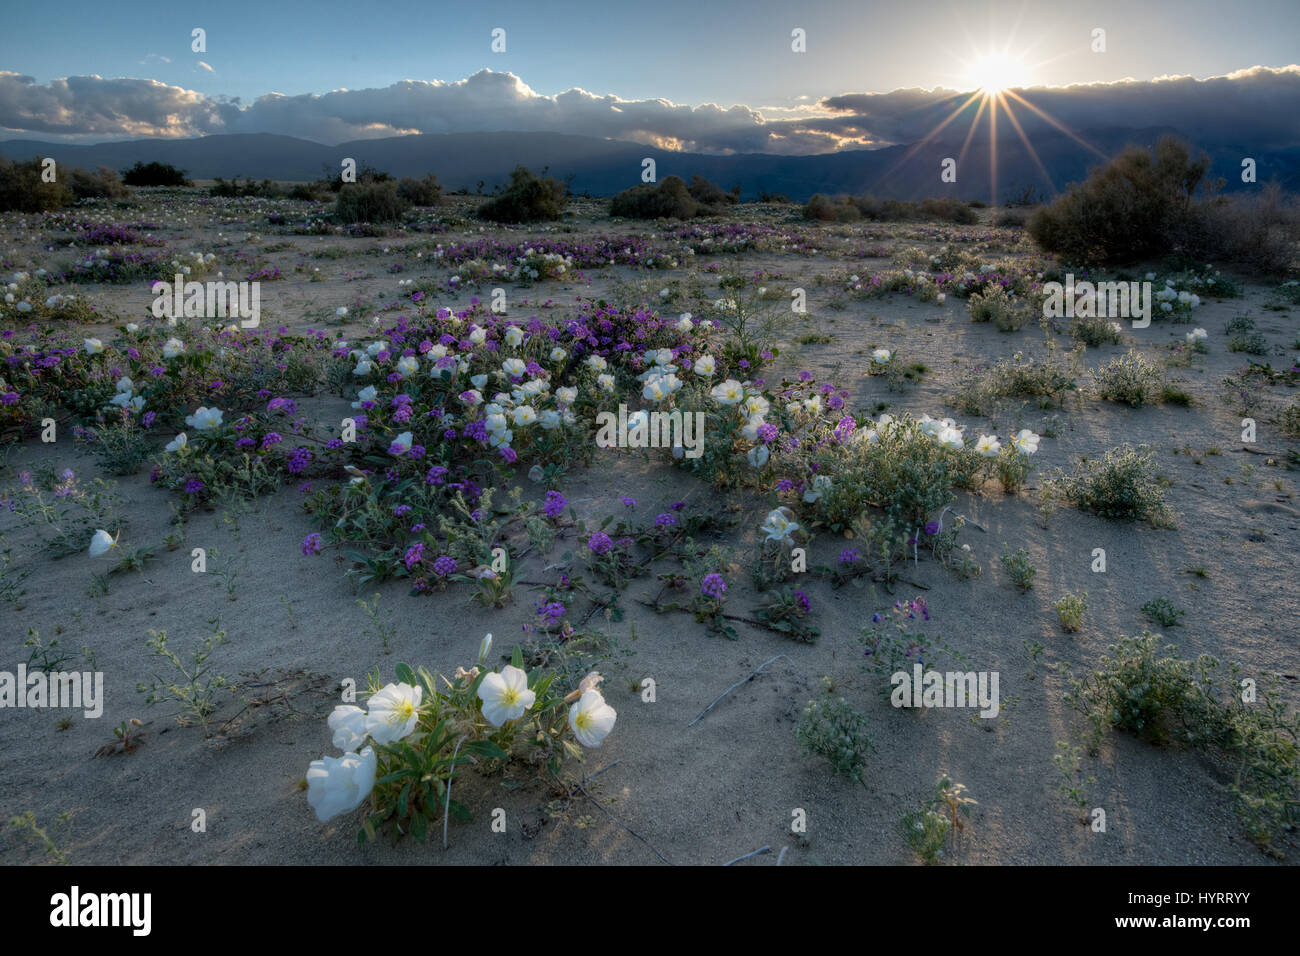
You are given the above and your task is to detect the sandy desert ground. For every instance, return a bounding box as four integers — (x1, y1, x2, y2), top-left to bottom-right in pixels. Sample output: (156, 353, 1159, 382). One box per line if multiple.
(1, 192, 1297, 865)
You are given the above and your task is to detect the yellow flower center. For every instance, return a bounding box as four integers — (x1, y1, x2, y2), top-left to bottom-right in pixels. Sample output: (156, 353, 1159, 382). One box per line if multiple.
(501, 688, 519, 707)
(575, 712, 592, 731)
(395, 701, 414, 722)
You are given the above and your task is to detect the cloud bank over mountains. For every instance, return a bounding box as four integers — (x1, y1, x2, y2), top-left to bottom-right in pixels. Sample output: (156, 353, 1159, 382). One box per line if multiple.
(2, 65, 1297, 153)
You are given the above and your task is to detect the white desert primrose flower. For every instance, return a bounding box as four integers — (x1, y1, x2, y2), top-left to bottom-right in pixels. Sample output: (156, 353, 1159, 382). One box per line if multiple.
(88, 529, 116, 557)
(1187, 328, 1208, 343)
(596, 373, 615, 393)
(747, 445, 770, 468)
(502, 358, 526, 378)
(1010, 429, 1041, 455)
(585, 354, 608, 372)
(761, 507, 800, 546)
(163, 337, 185, 359)
(550, 347, 567, 362)
(693, 354, 716, 377)
(389, 431, 413, 455)
(477, 664, 536, 727)
(974, 434, 1001, 457)
(328, 705, 369, 752)
(512, 405, 537, 427)
(83, 337, 104, 354)
(504, 326, 524, 347)
(164, 432, 189, 453)
(711, 378, 745, 405)
(306, 746, 376, 823)
(803, 474, 832, 503)
(352, 385, 377, 408)
(569, 690, 617, 748)
(871, 348, 891, 364)
(478, 633, 494, 664)
(365, 683, 422, 744)
(185, 406, 223, 431)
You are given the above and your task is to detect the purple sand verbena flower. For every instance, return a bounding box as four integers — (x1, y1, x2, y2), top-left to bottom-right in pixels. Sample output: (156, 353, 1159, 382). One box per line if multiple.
(701, 573, 727, 599)
(301, 533, 323, 556)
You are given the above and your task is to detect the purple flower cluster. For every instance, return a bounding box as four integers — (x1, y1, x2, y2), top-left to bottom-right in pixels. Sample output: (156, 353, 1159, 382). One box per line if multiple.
(700, 573, 727, 599)
(587, 531, 613, 555)
(543, 490, 567, 519)
(301, 533, 323, 556)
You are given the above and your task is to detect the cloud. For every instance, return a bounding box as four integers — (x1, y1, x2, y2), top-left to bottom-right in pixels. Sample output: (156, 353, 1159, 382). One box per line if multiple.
(818, 66, 1300, 151)
(1, 66, 1297, 154)
(196, 61, 214, 73)
(0, 71, 232, 139)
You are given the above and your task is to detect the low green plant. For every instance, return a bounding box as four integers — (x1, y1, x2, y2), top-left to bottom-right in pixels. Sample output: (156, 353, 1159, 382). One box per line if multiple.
(1141, 597, 1185, 628)
(1051, 444, 1176, 528)
(136, 620, 231, 732)
(1063, 631, 1300, 855)
(1093, 349, 1162, 406)
(1054, 591, 1087, 632)
(902, 776, 976, 865)
(795, 677, 874, 783)
(1000, 546, 1036, 591)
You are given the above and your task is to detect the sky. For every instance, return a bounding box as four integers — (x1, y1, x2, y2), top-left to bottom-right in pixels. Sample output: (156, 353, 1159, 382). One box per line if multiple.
(2, 0, 1298, 150)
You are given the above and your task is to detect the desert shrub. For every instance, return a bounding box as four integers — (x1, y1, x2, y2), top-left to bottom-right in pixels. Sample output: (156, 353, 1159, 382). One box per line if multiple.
(1278, 401, 1300, 438)
(1070, 315, 1123, 347)
(210, 177, 281, 198)
(757, 191, 790, 203)
(1168, 182, 1299, 274)
(0, 157, 73, 212)
(951, 350, 1079, 415)
(1141, 597, 1185, 628)
(902, 777, 976, 865)
(803, 193, 860, 222)
(795, 677, 873, 782)
(396, 174, 442, 207)
(288, 181, 332, 201)
(1052, 444, 1175, 527)
(477, 166, 567, 223)
(966, 284, 1031, 331)
(1065, 632, 1300, 855)
(336, 181, 409, 223)
(995, 207, 1032, 228)
(1027, 136, 1212, 264)
(1093, 349, 1162, 405)
(611, 176, 701, 219)
(67, 166, 128, 200)
(1054, 591, 1087, 632)
(687, 175, 738, 207)
(919, 197, 978, 224)
(1000, 546, 1037, 591)
(122, 161, 192, 187)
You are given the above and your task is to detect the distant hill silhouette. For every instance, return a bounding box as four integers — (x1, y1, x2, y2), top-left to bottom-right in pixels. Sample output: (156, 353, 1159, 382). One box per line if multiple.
(2, 129, 1295, 202)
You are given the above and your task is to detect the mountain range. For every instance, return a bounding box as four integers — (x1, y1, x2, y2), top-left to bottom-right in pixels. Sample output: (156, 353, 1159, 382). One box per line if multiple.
(2, 128, 1295, 203)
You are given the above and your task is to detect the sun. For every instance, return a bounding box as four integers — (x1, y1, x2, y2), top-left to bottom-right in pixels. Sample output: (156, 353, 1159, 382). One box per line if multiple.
(964, 54, 1030, 94)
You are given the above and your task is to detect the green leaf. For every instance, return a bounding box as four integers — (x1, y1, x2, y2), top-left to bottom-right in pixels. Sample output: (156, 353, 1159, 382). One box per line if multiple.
(463, 739, 509, 761)
(448, 799, 472, 822)
(394, 662, 416, 686)
(511, 645, 524, 670)
(410, 811, 428, 843)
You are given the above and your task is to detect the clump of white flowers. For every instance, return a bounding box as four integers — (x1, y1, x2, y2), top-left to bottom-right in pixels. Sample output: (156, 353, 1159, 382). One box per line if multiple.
(306, 639, 616, 842)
